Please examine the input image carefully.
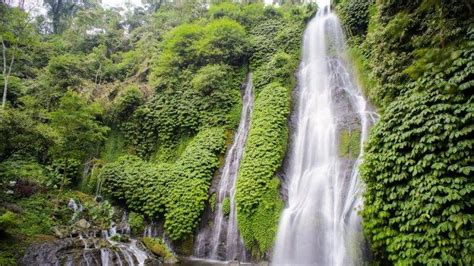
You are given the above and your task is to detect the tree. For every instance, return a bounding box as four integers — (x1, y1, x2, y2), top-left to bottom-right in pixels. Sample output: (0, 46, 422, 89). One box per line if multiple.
(43, 0, 96, 34)
(49, 91, 108, 190)
(0, 4, 37, 109)
(50, 91, 109, 162)
(0, 107, 53, 163)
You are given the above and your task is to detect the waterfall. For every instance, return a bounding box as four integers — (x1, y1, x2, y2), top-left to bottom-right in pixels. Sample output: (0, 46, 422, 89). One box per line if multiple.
(194, 73, 254, 262)
(272, 3, 377, 265)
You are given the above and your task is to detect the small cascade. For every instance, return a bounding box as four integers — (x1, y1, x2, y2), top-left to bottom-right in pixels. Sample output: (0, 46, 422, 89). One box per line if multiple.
(67, 198, 83, 222)
(22, 208, 158, 265)
(194, 73, 254, 262)
(95, 174, 104, 199)
(272, 2, 377, 265)
(67, 198, 83, 213)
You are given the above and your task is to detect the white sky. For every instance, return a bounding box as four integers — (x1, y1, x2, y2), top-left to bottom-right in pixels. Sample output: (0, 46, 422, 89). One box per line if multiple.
(101, 0, 144, 9)
(9, 0, 144, 14)
(10, 0, 326, 17)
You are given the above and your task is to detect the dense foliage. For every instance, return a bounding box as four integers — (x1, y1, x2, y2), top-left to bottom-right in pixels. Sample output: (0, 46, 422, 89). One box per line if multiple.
(100, 128, 226, 240)
(0, 1, 247, 262)
(6, 0, 472, 264)
(0, 0, 314, 259)
(338, 0, 474, 264)
(236, 83, 290, 256)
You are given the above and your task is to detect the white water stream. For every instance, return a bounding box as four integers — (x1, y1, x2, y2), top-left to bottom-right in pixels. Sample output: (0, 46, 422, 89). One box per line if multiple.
(272, 3, 377, 265)
(194, 74, 254, 262)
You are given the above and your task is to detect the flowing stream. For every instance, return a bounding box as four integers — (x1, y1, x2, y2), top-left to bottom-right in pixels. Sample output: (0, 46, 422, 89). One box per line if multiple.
(272, 2, 377, 265)
(194, 73, 253, 262)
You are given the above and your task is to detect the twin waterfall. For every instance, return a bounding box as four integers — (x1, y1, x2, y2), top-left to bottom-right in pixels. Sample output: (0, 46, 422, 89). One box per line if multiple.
(273, 3, 375, 265)
(195, 3, 374, 265)
(194, 74, 253, 262)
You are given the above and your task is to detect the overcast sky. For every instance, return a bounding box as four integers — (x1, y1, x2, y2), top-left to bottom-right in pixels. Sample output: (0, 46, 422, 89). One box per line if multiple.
(101, 0, 143, 9)
(10, 0, 326, 16)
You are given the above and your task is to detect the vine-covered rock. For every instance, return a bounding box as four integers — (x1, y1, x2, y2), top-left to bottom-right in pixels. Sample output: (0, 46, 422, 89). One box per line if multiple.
(101, 127, 226, 240)
(236, 83, 289, 257)
(362, 85, 473, 264)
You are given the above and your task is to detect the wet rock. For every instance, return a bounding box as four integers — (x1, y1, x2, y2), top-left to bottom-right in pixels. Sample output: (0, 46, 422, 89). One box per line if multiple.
(53, 227, 66, 239)
(21, 236, 161, 266)
(164, 256, 179, 264)
(20, 238, 85, 265)
(75, 219, 90, 229)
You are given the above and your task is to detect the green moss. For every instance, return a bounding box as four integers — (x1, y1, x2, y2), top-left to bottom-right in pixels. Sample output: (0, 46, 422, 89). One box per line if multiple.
(175, 236, 194, 256)
(143, 237, 174, 259)
(222, 197, 230, 216)
(209, 193, 217, 212)
(339, 129, 361, 158)
(346, 41, 376, 102)
(0, 190, 108, 263)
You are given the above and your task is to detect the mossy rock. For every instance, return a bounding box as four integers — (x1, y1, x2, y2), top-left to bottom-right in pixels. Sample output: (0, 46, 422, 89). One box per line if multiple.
(209, 193, 217, 212)
(339, 128, 361, 158)
(222, 197, 230, 216)
(143, 237, 175, 261)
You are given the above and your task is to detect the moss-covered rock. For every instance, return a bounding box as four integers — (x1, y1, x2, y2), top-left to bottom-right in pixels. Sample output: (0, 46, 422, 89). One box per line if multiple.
(143, 237, 175, 262)
(338, 129, 361, 158)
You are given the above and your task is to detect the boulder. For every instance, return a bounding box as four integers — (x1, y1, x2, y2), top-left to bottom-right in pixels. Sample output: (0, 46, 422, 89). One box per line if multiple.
(75, 219, 90, 229)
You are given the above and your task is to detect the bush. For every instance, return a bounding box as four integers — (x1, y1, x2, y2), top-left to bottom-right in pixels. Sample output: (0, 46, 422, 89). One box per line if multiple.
(0, 160, 51, 186)
(191, 64, 232, 95)
(350, 1, 474, 263)
(112, 86, 143, 123)
(164, 127, 226, 240)
(196, 18, 249, 65)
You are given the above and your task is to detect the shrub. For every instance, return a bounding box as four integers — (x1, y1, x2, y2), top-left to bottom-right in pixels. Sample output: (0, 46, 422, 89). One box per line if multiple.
(196, 18, 249, 65)
(112, 86, 143, 123)
(337, 0, 374, 36)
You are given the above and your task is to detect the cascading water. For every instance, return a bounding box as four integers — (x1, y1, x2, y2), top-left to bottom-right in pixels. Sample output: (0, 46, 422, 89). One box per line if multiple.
(194, 73, 254, 262)
(272, 2, 377, 265)
(22, 210, 158, 265)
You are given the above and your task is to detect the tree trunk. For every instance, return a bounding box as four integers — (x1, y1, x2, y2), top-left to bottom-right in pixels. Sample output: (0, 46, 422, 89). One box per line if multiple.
(55, 157, 68, 211)
(1, 39, 14, 109)
(53, 0, 63, 34)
